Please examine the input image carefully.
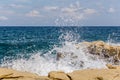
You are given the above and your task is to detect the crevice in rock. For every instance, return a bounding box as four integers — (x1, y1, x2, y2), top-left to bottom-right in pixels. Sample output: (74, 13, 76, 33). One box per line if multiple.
(0, 76, 24, 80)
(0, 73, 13, 79)
(95, 76, 103, 80)
(66, 74, 72, 80)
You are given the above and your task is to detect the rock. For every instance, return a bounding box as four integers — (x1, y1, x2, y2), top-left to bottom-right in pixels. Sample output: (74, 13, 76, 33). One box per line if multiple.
(86, 41, 105, 55)
(56, 52, 65, 61)
(78, 41, 120, 64)
(106, 64, 117, 69)
(67, 67, 120, 80)
(95, 76, 104, 80)
(76, 42, 91, 49)
(92, 41, 105, 46)
(0, 68, 50, 80)
(48, 71, 70, 80)
(1, 64, 120, 80)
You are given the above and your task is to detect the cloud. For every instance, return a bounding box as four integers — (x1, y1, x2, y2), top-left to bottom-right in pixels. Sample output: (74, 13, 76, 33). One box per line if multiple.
(61, 9, 84, 20)
(108, 8, 115, 13)
(60, 1, 96, 21)
(84, 8, 96, 15)
(0, 16, 8, 21)
(44, 6, 59, 11)
(9, 4, 25, 8)
(61, 7, 79, 13)
(54, 1, 98, 26)
(61, 1, 81, 13)
(60, 2, 84, 20)
(26, 10, 42, 17)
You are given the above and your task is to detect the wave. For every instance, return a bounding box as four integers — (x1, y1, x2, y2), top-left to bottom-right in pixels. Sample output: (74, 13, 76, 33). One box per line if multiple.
(1, 31, 120, 76)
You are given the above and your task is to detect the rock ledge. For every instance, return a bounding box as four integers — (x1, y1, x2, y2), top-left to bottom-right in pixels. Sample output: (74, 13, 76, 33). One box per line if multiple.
(1, 65, 120, 80)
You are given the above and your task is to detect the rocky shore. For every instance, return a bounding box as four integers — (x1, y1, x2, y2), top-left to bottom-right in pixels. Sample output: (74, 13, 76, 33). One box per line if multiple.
(1, 41, 120, 80)
(0, 64, 120, 80)
(76, 41, 120, 64)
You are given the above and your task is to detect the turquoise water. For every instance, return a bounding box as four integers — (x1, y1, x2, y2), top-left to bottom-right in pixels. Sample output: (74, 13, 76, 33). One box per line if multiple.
(0, 26, 120, 75)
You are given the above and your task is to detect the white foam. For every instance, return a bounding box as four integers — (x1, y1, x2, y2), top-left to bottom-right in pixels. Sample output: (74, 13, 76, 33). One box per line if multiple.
(0, 32, 109, 76)
(1, 41, 107, 76)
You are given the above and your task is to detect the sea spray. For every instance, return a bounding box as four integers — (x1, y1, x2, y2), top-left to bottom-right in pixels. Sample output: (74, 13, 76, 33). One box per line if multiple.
(0, 31, 107, 76)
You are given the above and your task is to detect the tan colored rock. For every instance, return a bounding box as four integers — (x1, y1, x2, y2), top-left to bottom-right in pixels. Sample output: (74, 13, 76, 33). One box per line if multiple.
(68, 68, 120, 80)
(48, 71, 70, 80)
(106, 64, 117, 69)
(81, 42, 92, 46)
(79, 41, 120, 64)
(89, 41, 105, 53)
(2, 64, 120, 80)
(116, 46, 120, 59)
(76, 41, 91, 49)
(0, 68, 50, 80)
(92, 41, 105, 47)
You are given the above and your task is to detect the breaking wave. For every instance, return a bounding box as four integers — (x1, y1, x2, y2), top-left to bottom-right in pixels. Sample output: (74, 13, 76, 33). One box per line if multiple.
(0, 31, 111, 76)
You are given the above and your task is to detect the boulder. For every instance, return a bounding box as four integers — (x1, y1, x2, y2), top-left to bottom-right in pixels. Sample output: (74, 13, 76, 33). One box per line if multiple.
(79, 41, 120, 64)
(67, 67, 120, 80)
(48, 71, 70, 80)
(106, 64, 117, 69)
(1, 64, 120, 80)
(0, 68, 50, 80)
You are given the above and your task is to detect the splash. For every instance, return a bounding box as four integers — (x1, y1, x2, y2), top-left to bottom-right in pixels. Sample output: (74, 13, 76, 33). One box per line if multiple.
(107, 32, 120, 45)
(1, 32, 107, 76)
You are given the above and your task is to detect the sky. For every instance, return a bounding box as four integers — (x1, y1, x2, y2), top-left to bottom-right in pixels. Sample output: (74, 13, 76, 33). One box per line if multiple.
(0, 0, 120, 26)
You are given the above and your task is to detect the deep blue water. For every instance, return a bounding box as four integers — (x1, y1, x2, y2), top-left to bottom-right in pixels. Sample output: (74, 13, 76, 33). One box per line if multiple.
(0, 26, 120, 62)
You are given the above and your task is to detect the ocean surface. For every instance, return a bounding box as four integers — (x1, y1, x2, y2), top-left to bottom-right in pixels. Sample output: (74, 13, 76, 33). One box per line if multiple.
(0, 26, 120, 75)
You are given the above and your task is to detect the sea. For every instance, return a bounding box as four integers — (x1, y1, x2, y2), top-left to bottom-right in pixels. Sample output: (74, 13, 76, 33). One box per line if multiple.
(0, 26, 120, 75)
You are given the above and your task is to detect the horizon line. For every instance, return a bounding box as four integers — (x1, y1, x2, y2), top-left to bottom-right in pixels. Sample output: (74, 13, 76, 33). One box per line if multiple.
(0, 26, 120, 27)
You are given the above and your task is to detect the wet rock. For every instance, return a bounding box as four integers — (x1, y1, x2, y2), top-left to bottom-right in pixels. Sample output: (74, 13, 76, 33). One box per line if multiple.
(106, 64, 117, 69)
(56, 52, 65, 61)
(79, 41, 120, 64)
